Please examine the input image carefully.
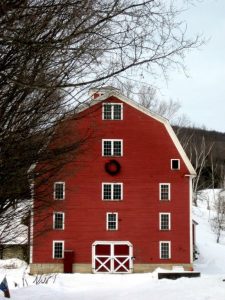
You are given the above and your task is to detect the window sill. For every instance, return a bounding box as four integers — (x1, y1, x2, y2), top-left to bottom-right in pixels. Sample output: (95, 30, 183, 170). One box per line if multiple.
(102, 199, 123, 201)
(54, 199, 65, 201)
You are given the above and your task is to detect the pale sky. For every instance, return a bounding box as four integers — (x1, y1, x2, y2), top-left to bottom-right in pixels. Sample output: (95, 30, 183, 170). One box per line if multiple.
(157, 0, 225, 132)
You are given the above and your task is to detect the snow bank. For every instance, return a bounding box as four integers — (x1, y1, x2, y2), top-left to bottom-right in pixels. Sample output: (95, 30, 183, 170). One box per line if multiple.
(5, 273, 225, 300)
(0, 258, 27, 269)
(193, 189, 225, 274)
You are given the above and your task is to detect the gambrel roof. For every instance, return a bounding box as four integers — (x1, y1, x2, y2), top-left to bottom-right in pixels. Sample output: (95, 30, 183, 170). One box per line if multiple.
(87, 88, 196, 176)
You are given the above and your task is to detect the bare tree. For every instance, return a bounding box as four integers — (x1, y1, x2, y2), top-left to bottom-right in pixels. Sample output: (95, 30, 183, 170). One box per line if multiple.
(173, 114, 191, 132)
(219, 165, 225, 189)
(114, 81, 186, 123)
(139, 87, 185, 124)
(1, 0, 202, 92)
(0, 0, 202, 242)
(190, 137, 214, 204)
(173, 126, 217, 205)
(211, 190, 225, 243)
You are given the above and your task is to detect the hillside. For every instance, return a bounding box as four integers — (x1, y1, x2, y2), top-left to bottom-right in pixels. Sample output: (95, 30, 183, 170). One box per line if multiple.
(174, 126, 225, 188)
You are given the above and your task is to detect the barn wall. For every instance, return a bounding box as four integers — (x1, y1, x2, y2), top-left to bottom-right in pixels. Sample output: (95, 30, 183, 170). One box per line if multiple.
(32, 95, 192, 272)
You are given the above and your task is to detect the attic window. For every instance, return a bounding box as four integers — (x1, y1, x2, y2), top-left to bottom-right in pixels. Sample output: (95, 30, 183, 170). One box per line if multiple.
(171, 159, 180, 170)
(103, 103, 123, 120)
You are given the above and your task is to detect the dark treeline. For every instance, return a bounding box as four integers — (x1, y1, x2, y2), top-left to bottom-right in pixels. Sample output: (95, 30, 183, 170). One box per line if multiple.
(174, 126, 225, 190)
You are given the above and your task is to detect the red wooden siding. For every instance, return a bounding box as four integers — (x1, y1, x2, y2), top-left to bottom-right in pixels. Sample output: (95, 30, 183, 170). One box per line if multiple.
(32, 95, 192, 268)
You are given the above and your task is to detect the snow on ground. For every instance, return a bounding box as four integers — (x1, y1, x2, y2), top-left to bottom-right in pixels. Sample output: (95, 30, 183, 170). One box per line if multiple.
(1, 189, 225, 299)
(193, 189, 225, 274)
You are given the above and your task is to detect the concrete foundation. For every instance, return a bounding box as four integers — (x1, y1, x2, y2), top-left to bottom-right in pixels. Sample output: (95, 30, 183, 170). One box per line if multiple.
(30, 263, 193, 274)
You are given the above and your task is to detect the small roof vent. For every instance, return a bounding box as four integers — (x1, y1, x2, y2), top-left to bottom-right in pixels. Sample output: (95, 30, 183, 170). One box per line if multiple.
(89, 86, 120, 99)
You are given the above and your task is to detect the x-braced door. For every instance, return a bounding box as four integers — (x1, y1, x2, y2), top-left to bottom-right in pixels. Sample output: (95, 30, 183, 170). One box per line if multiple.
(92, 241, 133, 274)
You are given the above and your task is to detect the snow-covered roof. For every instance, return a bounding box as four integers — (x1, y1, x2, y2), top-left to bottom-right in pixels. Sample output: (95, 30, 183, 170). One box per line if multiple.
(0, 201, 30, 245)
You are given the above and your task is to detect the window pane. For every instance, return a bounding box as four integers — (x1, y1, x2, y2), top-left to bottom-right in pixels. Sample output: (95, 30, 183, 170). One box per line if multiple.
(104, 141, 112, 156)
(107, 213, 117, 230)
(108, 214, 116, 222)
(113, 141, 121, 156)
(113, 184, 121, 200)
(55, 183, 64, 200)
(104, 104, 112, 120)
(161, 214, 169, 230)
(54, 242, 63, 258)
(161, 242, 170, 259)
(113, 105, 122, 120)
(161, 184, 169, 200)
(103, 184, 112, 200)
(54, 213, 64, 229)
(172, 159, 179, 170)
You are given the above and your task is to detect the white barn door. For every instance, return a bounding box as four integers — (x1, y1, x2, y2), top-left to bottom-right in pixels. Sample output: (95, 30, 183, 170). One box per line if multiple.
(92, 241, 133, 274)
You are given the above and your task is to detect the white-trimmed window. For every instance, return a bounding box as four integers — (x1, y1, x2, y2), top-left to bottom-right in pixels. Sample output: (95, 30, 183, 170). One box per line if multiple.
(171, 159, 180, 170)
(102, 139, 123, 156)
(159, 213, 171, 230)
(54, 182, 65, 200)
(159, 183, 170, 201)
(160, 241, 171, 259)
(53, 212, 65, 230)
(106, 213, 118, 231)
(102, 183, 123, 200)
(53, 241, 64, 259)
(102, 103, 123, 120)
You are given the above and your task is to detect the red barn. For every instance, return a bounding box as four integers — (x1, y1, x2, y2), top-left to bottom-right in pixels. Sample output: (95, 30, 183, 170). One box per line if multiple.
(30, 87, 196, 274)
